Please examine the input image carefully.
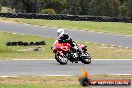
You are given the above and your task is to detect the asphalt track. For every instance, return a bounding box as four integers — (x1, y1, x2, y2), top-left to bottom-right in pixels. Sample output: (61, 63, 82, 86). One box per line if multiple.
(0, 22, 132, 87)
(0, 22, 132, 48)
(0, 60, 132, 76)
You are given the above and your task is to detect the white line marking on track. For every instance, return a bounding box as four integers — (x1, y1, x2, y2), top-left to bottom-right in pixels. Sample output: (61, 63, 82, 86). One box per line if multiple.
(92, 59, 132, 61)
(24, 24, 30, 26)
(113, 74, 131, 76)
(12, 59, 55, 61)
(0, 75, 75, 77)
(41, 75, 75, 77)
(94, 43, 97, 44)
(0, 74, 131, 77)
(10, 59, 132, 61)
(101, 44, 105, 46)
(42, 26, 47, 28)
(50, 27, 56, 29)
(3, 30, 131, 49)
(110, 45, 115, 47)
(20, 34, 24, 35)
(118, 46, 123, 48)
(33, 25, 38, 27)
(0, 76, 17, 78)
(2, 21, 132, 37)
(12, 33, 17, 34)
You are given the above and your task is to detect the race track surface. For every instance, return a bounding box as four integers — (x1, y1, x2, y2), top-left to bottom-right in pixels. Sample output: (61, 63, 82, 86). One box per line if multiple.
(0, 22, 132, 48)
(0, 60, 132, 76)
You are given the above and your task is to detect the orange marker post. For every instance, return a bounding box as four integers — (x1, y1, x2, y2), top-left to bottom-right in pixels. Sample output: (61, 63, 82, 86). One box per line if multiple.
(79, 67, 91, 86)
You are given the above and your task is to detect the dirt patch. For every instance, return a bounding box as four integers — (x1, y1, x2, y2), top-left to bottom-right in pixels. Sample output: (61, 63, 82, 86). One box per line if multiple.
(0, 76, 78, 84)
(0, 75, 131, 84)
(0, 19, 17, 24)
(17, 47, 43, 52)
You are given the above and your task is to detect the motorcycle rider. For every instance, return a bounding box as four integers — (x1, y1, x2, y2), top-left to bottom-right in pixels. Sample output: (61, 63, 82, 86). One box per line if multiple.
(52, 28, 79, 61)
(53, 28, 78, 50)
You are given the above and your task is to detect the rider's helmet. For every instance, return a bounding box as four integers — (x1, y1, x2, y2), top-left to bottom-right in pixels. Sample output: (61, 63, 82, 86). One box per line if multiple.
(57, 28, 64, 38)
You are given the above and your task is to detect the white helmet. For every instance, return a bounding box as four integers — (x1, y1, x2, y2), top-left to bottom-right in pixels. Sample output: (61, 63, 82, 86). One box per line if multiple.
(57, 28, 64, 38)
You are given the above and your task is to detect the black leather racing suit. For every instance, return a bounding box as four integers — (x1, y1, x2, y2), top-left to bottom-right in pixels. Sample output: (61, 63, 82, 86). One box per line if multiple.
(58, 33, 76, 48)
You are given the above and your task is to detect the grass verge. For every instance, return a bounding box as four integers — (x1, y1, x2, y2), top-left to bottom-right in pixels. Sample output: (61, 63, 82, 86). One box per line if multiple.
(0, 75, 131, 88)
(0, 76, 80, 88)
(0, 17, 132, 35)
(0, 32, 54, 59)
(0, 32, 132, 59)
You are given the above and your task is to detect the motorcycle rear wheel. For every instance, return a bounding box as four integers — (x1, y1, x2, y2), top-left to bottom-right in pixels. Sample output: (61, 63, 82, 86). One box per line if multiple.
(55, 53, 68, 65)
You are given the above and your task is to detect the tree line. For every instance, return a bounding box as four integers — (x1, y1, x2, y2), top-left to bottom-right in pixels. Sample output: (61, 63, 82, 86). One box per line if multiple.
(0, 0, 132, 18)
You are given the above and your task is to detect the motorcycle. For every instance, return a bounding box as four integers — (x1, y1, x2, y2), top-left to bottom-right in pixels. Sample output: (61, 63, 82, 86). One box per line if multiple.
(51, 42, 91, 65)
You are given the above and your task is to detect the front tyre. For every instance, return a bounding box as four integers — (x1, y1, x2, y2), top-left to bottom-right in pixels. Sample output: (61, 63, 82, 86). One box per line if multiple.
(55, 52, 68, 65)
(80, 52, 91, 64)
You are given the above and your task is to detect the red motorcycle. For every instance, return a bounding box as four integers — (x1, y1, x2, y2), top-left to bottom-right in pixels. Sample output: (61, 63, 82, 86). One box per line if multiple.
(52, 42, 91, 65)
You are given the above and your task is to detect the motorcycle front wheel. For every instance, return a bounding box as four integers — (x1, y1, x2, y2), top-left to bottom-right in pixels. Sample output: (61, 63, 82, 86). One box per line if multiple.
(80, 52, 91, 64)
(55, 52, 68, 65)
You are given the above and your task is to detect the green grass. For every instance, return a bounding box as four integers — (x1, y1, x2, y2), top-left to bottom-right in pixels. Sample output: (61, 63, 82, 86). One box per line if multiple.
(0, 32, 132, 59)
(0, 75, 131, 88)
(0, 76, 81, 88)
(81, 42, 132, 59)
(0, 32, 55, 59)
(0, 83, 83, 88)
(0, 17, 132, 35)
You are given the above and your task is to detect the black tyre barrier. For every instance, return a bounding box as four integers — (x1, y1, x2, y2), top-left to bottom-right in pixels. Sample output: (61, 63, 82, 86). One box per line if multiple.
(18, 41, 23, 46)
(0, 13, 132, 23)
(23, 42, 29, 46)
(35, 42, 41, 46)
(6, 42, 11, 46)
(29, 42, 35, 46)
(40, 41, 46, 45)
(11, 42, 18, 46)
(6, 41, 46, 46)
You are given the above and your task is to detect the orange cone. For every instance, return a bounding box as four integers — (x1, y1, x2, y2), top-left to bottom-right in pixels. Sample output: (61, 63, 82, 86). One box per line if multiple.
(81, 67, 89, 77)
(85, 71, 89, 77)
(81, 67, 85, 77)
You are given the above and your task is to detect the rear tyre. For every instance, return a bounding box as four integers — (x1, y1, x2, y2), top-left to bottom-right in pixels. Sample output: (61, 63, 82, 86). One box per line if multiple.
(55, 53, 68, 65)
(80, 52, 91, 64)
